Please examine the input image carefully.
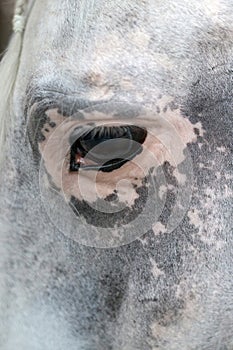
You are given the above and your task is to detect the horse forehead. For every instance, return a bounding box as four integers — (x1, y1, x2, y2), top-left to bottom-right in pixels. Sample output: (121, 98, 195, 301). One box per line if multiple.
(28, 0, 223, 35)
(21, 0, 229, 85)
(24, 0, 213, 60)
(16, 1, 198, 104)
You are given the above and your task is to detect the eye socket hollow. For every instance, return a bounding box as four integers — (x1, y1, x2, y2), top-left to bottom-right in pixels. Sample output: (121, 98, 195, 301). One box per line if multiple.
(69, 125, 147, 172)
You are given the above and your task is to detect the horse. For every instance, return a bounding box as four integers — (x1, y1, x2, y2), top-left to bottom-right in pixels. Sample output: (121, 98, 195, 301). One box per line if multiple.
(0, 0, 232, 348)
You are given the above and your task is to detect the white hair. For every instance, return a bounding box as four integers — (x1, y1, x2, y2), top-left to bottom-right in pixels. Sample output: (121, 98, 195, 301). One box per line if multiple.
(0, 0, 30, 167)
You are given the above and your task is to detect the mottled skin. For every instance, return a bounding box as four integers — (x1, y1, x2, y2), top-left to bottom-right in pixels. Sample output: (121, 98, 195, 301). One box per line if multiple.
(0, 0, 233, 349)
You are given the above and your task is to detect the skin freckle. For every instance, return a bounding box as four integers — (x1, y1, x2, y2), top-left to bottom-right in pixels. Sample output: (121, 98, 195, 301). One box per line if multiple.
(216, 146, 227, 153)
(153, 222, 166, 235)
(150, 258, 165, 278)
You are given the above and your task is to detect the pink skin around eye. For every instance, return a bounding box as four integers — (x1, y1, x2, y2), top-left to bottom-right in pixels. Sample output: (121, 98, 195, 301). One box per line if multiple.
(38, 101, 204, 207)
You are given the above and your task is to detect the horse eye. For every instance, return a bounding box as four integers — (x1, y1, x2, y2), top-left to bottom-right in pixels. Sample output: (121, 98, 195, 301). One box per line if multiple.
(69, 125, 147, 172)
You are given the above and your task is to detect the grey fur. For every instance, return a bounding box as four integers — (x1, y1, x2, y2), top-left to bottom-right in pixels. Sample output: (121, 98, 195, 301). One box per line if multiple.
(0, 0, 233, 349)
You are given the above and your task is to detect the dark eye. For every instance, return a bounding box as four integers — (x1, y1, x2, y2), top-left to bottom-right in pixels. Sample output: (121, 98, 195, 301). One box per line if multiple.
(69, 125, 147, 172)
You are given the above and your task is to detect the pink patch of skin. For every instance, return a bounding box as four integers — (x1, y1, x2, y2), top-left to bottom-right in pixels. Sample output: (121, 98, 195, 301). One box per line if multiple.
(39, 98, 204, 209)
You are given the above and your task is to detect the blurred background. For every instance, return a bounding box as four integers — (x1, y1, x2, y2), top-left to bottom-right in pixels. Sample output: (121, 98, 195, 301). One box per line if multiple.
(0, 0, 15, 56)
